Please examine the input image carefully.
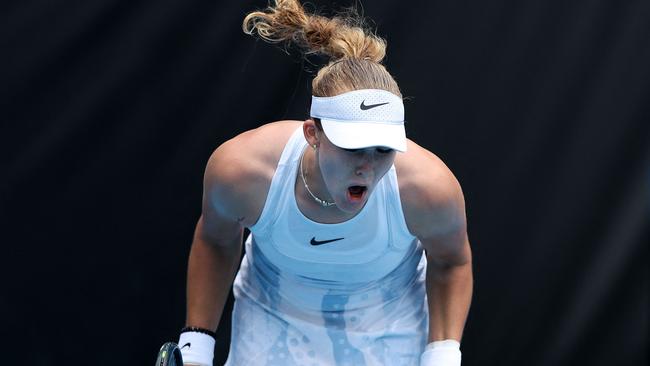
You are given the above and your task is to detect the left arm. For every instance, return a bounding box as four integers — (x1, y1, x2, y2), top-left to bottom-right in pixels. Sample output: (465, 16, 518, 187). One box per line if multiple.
(403, 161, 473, 346)
(421, 224, 473, 343)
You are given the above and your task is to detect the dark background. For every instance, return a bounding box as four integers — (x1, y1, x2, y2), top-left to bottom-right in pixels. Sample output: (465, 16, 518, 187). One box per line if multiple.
(1, 0, 648, 365)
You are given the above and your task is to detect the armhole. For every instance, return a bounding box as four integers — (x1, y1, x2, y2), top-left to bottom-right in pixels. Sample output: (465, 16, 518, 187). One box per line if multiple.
(248, 166, 283, 233)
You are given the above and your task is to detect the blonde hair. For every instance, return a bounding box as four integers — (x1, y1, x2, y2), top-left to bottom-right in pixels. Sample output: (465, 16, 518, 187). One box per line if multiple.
(242, 0, 402, 98)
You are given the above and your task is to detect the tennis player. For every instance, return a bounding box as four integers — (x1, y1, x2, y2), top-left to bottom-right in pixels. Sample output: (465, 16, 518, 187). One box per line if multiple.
(177, 1, 473, 365)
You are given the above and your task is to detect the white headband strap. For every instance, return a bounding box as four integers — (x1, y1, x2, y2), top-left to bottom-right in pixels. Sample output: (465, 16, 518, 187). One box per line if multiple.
(310, 89, 404, 124)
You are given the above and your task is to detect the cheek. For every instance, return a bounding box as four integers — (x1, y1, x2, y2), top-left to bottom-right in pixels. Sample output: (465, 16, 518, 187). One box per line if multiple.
(375, 154, 396, 173)
(318, 154, 346, 180)
(319, 154, 355, 190)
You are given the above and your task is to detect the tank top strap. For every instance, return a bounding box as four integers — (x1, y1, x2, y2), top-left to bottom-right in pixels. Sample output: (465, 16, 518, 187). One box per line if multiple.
(278, 126, 307, 166)
(249, 126, 306, 233)
(383, 165, 416, 248)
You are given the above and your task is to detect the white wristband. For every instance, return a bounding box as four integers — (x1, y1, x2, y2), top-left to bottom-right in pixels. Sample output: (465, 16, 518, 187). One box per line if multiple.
(178, 331, 215, 366)
(420, 339, 462, 366)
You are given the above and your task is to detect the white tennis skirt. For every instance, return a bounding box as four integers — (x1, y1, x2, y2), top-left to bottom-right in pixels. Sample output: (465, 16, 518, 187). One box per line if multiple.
(225, 236, 429, 366)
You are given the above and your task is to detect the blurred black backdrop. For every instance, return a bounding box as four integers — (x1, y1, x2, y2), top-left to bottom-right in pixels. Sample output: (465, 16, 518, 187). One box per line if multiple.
(1, 0, 648, 365)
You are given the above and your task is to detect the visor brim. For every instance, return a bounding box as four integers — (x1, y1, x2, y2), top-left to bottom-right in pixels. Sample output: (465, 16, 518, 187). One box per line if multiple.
(320, 119, 407, 152)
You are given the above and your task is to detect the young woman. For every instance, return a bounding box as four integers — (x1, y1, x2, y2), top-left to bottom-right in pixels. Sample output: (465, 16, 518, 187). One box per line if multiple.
(177, 1, 473, 365)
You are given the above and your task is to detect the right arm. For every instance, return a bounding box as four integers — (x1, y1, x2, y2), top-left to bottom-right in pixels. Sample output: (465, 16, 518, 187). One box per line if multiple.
(181, 212, 242, 360)
(185, 214, 242, 333)
(185, 143, 250, 333)
(180, 138, 275, 366)
(180, 123, 294, 365)
(184, 122, 297, 333)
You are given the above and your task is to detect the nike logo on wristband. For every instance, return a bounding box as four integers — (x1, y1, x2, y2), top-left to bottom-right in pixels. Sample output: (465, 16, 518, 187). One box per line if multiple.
(181, 342, 191, 349)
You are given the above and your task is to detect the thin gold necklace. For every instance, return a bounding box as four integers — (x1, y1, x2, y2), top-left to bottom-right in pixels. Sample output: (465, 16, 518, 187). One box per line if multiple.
(299, 145, 336, 207)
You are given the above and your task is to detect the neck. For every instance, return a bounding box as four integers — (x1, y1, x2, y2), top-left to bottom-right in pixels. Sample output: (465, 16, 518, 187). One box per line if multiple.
(302, 146, 335, 206)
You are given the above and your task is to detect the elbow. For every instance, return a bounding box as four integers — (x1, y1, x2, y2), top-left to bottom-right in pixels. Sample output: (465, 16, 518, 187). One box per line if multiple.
(426, 236, 472, 269)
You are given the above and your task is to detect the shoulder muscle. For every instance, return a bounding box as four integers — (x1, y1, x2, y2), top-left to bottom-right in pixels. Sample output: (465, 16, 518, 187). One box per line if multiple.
(397, 142, 469, 263)
(202, 121, 303, 230)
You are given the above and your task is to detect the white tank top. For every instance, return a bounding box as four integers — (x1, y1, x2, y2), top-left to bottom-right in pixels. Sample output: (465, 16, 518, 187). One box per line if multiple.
(248, 126, 420, 283)
(226, 127, 429, 366)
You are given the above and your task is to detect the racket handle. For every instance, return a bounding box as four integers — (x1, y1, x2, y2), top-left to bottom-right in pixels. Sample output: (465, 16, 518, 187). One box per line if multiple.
(155, 342, 184, 366)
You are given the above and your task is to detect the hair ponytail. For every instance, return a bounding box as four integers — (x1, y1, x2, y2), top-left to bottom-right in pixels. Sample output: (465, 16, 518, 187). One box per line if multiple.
(243, 0, 400, 98)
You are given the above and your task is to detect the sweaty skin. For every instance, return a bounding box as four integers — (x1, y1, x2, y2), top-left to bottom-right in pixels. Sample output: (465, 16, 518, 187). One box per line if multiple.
(184, 120, 473, 357)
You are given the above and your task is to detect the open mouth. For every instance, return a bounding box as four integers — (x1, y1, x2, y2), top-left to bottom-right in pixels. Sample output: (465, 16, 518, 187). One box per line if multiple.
(347, 185, 367, 201)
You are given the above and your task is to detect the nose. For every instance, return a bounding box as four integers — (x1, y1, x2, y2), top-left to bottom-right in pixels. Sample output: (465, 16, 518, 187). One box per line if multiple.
(354, 151, 375, 177)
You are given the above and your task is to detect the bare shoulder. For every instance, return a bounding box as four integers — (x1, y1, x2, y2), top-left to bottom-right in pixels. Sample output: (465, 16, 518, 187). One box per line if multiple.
(394, 139, 467, 240)
(203, 120, 303, 227)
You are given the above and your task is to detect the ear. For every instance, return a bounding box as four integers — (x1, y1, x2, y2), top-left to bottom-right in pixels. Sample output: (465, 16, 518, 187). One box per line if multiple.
(303, 119, 319, 147)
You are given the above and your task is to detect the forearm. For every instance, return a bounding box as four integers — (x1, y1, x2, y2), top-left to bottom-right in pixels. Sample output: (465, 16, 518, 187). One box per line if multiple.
(425, 257, 473, 343)
(185, 233, 242, 331)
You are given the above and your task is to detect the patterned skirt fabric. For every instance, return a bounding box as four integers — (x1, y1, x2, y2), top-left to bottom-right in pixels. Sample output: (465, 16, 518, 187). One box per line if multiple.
(225, 236, 429, 366)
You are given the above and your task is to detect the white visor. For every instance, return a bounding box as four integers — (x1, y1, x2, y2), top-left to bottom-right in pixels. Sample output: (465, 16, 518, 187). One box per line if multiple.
(310, 89, 407, 152)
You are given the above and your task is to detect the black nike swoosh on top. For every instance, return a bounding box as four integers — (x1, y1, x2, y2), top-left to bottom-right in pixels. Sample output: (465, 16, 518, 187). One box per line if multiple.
(360, 101, 390, 110)
(310, 237, 345, 246)
(181, 342, 191, 349)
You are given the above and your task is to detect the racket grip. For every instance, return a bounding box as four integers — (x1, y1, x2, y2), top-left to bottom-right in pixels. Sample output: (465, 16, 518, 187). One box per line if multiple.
(155, 342, 184, 366)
